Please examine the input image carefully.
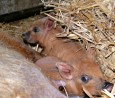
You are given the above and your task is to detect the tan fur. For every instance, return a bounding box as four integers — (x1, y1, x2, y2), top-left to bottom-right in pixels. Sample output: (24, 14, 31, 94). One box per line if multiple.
(23, 17, 108, 96)
(0, 32, 41, 62)
(36, 57, 65, 80)
(0, 44, 67, 98)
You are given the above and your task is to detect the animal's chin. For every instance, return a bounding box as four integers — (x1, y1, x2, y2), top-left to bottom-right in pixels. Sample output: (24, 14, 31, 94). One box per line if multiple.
(23, 39, 37, 47)
(85, 82, 114, 97)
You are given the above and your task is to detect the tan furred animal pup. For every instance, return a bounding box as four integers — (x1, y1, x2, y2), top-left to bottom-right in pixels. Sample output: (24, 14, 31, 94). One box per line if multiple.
(22, 17, 113, 97)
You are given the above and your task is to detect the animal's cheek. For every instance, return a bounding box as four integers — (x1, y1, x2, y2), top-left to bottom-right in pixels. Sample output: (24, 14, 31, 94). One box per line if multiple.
(83, 80, 101, 95)
(74, 82, 84, 96)
(66, 81, 84, 96)
(91, 78, 105, 90)
(28, 33, 38, 42)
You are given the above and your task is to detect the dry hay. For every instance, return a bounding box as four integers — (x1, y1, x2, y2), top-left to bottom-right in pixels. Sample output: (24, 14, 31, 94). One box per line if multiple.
(41, 0, 115, 79)
(0, 0, 114, 97)
(41, 0, 115, 97)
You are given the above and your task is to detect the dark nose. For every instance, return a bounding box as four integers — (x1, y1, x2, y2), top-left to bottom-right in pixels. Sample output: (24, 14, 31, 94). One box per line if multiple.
(22, 32, 37, 47)
(22, 33, 26, 37)
(103, 81, 113, 92)
(22, 32, 30, 39)
(22, 33, 27, 38)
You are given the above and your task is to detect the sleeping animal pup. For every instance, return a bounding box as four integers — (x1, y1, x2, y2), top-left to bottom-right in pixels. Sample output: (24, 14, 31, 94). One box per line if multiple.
(22, 17, 113, 97)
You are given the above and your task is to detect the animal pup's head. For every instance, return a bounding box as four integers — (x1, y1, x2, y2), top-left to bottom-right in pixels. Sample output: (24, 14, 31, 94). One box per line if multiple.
(55, 59, 113, 97)
(35, 56, 113, 97)
(22, 17, 58, 45)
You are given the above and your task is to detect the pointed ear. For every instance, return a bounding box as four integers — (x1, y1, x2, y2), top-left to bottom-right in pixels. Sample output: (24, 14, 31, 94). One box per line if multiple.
(44, 18, 54, 31)
(56, 62, 73, 80)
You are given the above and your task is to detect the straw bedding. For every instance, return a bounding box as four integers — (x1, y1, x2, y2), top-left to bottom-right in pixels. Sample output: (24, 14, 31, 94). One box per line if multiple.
(0, 0, 114, 97)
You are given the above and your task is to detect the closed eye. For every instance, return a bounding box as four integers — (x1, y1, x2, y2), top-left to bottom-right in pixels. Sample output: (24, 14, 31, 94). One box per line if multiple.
(32, 27, 40, 33)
